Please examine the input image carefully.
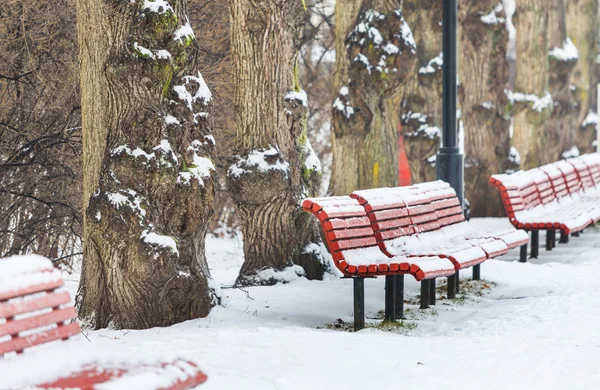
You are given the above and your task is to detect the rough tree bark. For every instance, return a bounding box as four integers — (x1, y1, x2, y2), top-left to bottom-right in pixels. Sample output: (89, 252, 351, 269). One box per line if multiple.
(76, 0, 218, 329)
(512, 0, 552, 169)
(459, 2, 511, 217)
(540, 0, 578, 163)
(400, 0, 443, 185)
(329, 0, 418, 195)
(567, 0, 600, 154)
(227, 0, 326, 285)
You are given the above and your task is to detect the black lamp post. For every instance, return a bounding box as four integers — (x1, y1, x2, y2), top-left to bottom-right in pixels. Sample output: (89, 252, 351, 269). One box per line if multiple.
(438, 0, 465, 294)
(437, 0, 464, 206)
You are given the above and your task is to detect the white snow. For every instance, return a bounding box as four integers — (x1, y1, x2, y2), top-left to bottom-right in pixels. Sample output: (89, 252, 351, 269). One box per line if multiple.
(582, 110, 598, 128)
(508, 145, 521, 165)
(3, 222, 600, 388)
(173, 22, 195, 43)
(5, 222, 600, 388)
(284, 90, 308, 108)
(480, 4, 505, 25)
(562, 146, 580, 159)
(163, 115, 180, 126)
(141, 229, 179, 257)
(507, 90, 553, 113)
(227, 147, 290, 179)
(142, 0, 173, 14)
(419, 53, 443, 75)
(549, 38, 579, 62)
(174, 72, 212, 111)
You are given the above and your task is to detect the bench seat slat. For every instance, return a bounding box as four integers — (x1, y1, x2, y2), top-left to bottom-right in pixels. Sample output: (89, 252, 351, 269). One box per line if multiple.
(326, 227, 375, 241)
(0, 322, 80, 355)
(0, 307, 76, 338)
(0, 291, 71, 319)
(0, 278, 64, 302)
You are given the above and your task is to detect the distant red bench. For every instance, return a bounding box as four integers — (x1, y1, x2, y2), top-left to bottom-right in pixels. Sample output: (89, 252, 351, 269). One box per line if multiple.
(303, 181, 528, 330)
(0, 255, 207, 390)
(490, 153, 600, 262)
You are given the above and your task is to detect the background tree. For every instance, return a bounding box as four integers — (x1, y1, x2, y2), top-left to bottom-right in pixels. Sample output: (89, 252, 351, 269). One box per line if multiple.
(567, 0, 600, 155)
(400, 0, 443, 185)
(76, 0, 218, 329)
(227, 0, 326, 285)
(540, 0, 578, 163)
(0, 0, 82, 264)
(329, 0, 417, 195)
(459, 1, 512, 216)
(511, 0, 552, 169)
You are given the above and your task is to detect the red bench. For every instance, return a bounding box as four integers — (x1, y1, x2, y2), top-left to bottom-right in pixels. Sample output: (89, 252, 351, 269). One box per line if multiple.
(490, 153, 600, 262)
(0, 255, 208, 390)
(303, 181, 528, 330)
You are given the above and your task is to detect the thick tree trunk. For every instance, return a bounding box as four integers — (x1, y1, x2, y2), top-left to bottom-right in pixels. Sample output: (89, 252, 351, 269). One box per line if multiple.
(459, 2, 511, 217)
(512, 0, 552, 169)
(329, 0, 417, 195)
(400, 0, 443, 185)
(541, 0, 578, 163)
(227, 0, 325, 285)
(77, 0, 218, 329)
(567, 0, 600, 154)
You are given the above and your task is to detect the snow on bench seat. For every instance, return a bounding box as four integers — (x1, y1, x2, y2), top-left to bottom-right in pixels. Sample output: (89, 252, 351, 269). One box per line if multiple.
(302, 197, 455, 280)
(352, 182, 526, 269)
(0, 255, 208, 390)
(490, 153, 600, 234)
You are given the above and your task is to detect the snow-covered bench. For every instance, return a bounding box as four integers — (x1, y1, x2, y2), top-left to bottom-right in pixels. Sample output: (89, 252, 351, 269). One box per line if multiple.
(302, 181, 528, 331)
(0, 255, 208, 389)
(490, 153, 600, 262)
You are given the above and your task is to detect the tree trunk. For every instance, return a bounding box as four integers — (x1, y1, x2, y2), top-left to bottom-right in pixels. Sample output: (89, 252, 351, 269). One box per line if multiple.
(512, 0, 552, 169)
(541, 0, 578, 163)
(567, 0, 600, 154)
(400, 0, 443, 185)
(329, 0, 418, 195)
(459, 1, 511, 217)
(227, 0, 326, 285)
(76, 0, 218, 329)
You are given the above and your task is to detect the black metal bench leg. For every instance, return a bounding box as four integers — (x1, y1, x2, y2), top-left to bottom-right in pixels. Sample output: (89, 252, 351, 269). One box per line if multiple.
(384, 275, 396, 322)
(420, 279, 430, 309)
(530, 230, 539, 259)
(519, 241, 528, 263)
(395, 275, 404, 319)
(559, 231, 569, 243)
(473, 264, 481, 281)
(572, 232, 580, 237)
(429, 278, 436, 305)
(546, 229, 553, 251)
(552, 230, 556, 248)
(354, 277, 365, 331)
(447, 273, 456, 299)
(455, 270, 460, 294)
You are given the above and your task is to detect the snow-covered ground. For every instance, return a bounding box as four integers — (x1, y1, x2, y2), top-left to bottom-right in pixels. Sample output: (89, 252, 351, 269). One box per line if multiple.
(2, 218, 600, 389)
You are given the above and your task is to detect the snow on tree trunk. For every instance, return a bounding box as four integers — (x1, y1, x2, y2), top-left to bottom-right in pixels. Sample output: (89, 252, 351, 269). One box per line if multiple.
(76, 0, 218, 329)
(226, 0, 326, 285)
(459, 1, 512, 217)
(567, 0, 600, 155)
(512, 0, 552, 169)
(329, 0, 417, 195)
(400, 0, 443, 185)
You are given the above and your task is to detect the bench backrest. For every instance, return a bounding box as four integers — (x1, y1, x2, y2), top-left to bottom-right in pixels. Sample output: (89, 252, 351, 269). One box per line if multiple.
(0, 255, 80, 356)
(489, 171, 540, 224)
(301, 196, 381, 274)
(553, 160, 582, 195)
(566, 158, 595, 190)
(490, 153, 600, 225)
(351, 181, 465, 255)
(580, 153, 600, 185)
